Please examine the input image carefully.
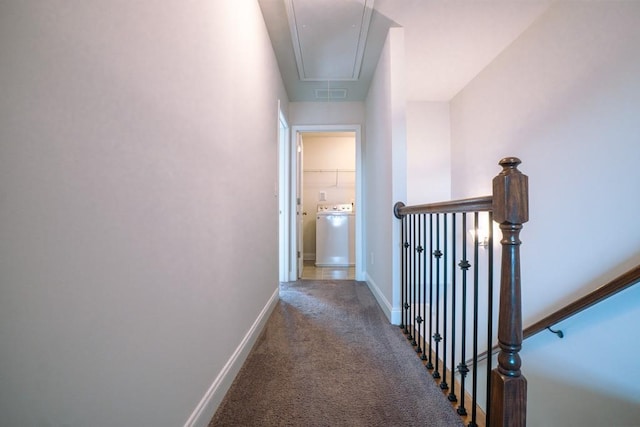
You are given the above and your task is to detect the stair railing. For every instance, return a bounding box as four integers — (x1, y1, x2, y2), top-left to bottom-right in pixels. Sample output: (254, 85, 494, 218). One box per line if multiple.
(523, 263, 640, 339)
(471, 263, 640, 369)
(394, 157, 528, 427)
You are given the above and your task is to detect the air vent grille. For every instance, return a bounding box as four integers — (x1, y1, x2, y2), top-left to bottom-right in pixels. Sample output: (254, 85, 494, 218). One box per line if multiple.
(314, 88, 348, 100)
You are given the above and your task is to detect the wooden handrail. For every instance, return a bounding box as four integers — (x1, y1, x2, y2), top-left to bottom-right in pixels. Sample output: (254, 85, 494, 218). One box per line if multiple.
(523, 263, 640, 339)
(394, 195, 492, 217)
(470, 263, 640, 365)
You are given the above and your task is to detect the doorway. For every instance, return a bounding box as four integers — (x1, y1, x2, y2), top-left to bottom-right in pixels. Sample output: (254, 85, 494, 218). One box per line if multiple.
(300, 131, 356, 280)
(284, 125, 363, 282)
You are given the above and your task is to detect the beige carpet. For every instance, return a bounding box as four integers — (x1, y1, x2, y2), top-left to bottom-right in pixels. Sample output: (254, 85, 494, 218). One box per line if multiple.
(209, 280, 464, 427)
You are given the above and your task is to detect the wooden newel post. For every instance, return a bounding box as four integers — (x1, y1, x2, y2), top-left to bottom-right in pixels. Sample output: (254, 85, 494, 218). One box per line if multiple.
(490, 157, 529, 427)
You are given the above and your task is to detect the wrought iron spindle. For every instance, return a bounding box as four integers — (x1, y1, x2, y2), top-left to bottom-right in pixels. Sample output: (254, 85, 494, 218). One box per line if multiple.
(485, 211, 494, 426)
(421, 214, 428, 361)
(415, 214, 423, 354)
(426, 214, 434, 370)
(404, 214, 412, 337)
(457, 212, 469, 417)
(448, 213, 458, 403)
(408, 215, 415, 342)
(433, 214, 442, 380)
(440, 213, 449, 390)
(470, 212, 480, 427)
(411, 214, 418, 346)
(401, 213, 407, 331)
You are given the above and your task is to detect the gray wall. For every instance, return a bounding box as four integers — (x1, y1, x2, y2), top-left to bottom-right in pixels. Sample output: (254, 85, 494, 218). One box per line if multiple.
(364, 28, 407, 323)
(450, 2, 640, 425)
(0, 1, 287, 426)
(406, 101, 451, 205)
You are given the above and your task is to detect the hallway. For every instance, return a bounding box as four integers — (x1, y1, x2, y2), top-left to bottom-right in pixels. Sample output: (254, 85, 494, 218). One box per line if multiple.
(301, 260, 356, 281)
(209, 280, 463, 426)
(2, 2, 639, 426)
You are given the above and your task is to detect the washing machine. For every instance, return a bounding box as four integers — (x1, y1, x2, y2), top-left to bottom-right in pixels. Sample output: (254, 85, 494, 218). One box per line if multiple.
(315, 203, 355, 267)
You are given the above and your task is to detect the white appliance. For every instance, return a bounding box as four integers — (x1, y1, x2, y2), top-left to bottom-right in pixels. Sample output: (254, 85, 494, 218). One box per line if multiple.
(315, 203, 355, 267)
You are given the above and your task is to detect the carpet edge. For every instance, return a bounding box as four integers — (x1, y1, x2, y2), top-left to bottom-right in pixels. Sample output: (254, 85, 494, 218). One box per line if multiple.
(183, 286, 280, 427)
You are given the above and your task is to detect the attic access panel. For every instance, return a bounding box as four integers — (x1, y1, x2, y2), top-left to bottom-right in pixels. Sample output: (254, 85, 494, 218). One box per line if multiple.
(285, 0, 374, 81)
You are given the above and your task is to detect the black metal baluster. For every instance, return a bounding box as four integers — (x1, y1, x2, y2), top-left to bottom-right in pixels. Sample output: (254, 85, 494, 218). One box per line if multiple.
(401, 213, 407, 332)
(440, 214, 449, 390)
(411, 214, 418, 347)
(470, 212, 480, 427)
(457, 213, 470, 417)
(405, 215, 411, 335)
(448, 213, 458, 403)
(426, 214, 434, 370)
(433, 214, 442, 380)
(405, 214, 413, 337)
(416, 214, 423, 354)
(408, 215, 415, 342)
(485, 211, 494, 426)
(421, 214, 428, 361)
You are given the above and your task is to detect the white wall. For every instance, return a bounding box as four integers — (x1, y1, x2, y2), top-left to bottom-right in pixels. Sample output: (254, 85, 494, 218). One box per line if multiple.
(406, 102, 452, 204)
(302, 135, 356, 259)
(449, 2, 640, 425)
(289, 102, 365, 126)
(0, 2, 287, 426)
(364, 28, 407, 323)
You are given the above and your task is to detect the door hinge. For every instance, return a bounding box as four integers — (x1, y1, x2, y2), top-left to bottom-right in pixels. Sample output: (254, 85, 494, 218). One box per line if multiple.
(297, 251, 301, 258)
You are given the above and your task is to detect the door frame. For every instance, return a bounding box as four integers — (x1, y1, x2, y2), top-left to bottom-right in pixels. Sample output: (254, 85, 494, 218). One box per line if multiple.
(295, 132, 304, 278)
(288, 124, 363, 281)
(277, 104, 290, 282)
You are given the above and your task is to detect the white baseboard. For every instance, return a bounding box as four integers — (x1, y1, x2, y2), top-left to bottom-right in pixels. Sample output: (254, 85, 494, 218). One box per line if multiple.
(390, 304, 402, 325)
(183, 287, 280, 427)
(365, 273, 401, 325)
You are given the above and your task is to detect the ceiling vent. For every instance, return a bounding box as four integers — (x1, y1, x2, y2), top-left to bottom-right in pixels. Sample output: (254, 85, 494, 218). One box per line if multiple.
(314, 88, 348, 100)
(285, 0, 375, 81)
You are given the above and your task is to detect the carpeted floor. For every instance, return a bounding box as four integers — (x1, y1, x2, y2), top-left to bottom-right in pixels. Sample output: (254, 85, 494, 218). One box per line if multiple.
(209, 280, 464, 427)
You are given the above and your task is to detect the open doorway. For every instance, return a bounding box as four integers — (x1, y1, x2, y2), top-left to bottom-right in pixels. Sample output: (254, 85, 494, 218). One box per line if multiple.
(282, 124, 363, 282)
(300, 132, 355, 280)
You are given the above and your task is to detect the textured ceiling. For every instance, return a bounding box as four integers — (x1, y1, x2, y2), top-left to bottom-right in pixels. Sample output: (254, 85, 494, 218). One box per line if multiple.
(259, 0, 553, 102)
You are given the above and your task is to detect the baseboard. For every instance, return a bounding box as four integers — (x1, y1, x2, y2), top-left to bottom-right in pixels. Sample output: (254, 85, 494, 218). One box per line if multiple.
(364, 273, 401, 325)
(183, 287, 280, 427)
(390, 304, 402, 325)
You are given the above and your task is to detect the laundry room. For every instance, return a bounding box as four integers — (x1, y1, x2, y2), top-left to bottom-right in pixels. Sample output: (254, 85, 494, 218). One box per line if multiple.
(301, 132, 356, 266)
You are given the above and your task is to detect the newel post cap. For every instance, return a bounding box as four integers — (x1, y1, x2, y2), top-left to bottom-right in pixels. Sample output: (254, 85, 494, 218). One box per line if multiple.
(492, 157, 529, 224)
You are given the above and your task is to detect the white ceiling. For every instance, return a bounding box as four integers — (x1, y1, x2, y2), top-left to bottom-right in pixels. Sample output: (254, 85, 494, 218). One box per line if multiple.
(284, 0, 374, 82)
(259, 0, 553, 102)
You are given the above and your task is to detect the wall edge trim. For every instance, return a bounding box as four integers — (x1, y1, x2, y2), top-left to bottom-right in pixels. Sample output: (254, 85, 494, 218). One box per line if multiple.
(365, 273, 401, 325)
(183, 287, 280, 427)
